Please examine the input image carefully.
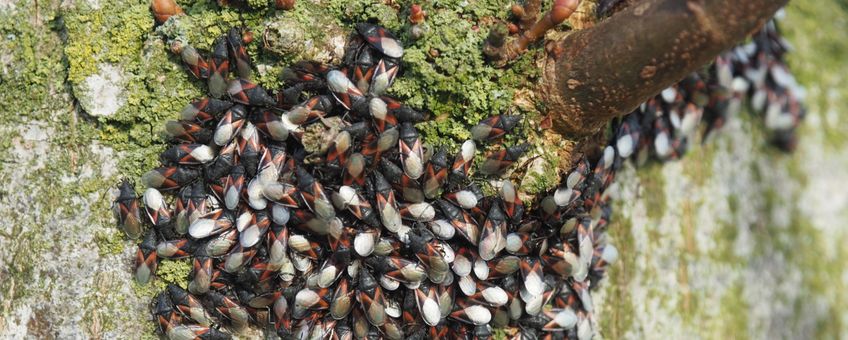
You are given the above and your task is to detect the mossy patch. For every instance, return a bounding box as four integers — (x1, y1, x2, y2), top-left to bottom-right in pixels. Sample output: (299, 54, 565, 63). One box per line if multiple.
(598, 212, 637, 339)
(156, 258, 193, 289)
(783, 0, 848, 148)
(636, 162, 667, 221)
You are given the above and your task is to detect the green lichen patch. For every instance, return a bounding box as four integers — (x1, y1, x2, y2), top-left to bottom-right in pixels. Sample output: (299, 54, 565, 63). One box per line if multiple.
(598, 214, 637, 339)
(783, 0, 848, 148)
(156, 258, 193, 289)
(636, 163, 667, 221)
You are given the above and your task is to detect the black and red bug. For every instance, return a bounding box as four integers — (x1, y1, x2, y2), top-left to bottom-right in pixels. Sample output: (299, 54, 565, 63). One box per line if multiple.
(142, 166, 200, 191)
(357, 269, 388, 327)
(283, 61, 331, 90)
(408, 232, 449, 284)
(368, 97, 399, 134)
(370, 171, 402, 233)
(382, 96, 426, 123)
(327, 69, 367, 112)
(293, 287, 332, 319)
(203, 142, 238, 182)
(499, 180, 524, 223)
(422, 148, 449, 200)
(414, 283, 442, 326)
(470, 114, 523, 142)
(484, 255, 521, 280)
(227, 27, 252, 80)
(399, 201, 436, 222)
(143, 188, 172, 228)
(295, 166, 335, 221)
(342, 152, 366, 187)
(479, 143, 529, 175)
(436, 199, 480, 246)
(180, 97, 233, 124)
(227, 78, 277, 107)
(351, 226, 380, 257)
(204, 228, 238, 257)
(369, 255, 428, 284)
(444, 187, 480, 210)
(520, 257, 545, 297)
(188, 209, 236, 239)
(479, 203, 507, 261)
(350, 50, 376, 94)
(265, 224, 288, 270)
(222, 165, 246, 211)
(355, 23, 404, 59)
(256, 143, 288, 184)
(450, 140, 476, 181)
(174, 181, 209, 235)
(180, 44, 210, 80)
(541, 243, 579, 278)
(168, 284, 216, 326)
(236, 122, 262, 178)
(206, 291, 251, 331)
(134, 231, 158, 285)
(239, 210, 270, 248)
(165, 120, 213, 144)
(152, 292, 182, 336)
(251, 109, 290, 142)
(449, 298, 491, 326)
(161, 144, 216, 165)
(288, 233, 324, 260)
(222, 243, 258, 274)
(330, 276, 356, 320)
(317, 253, 350, 288)
(208, 36, 230, 98)
(237, 288, 281, 309)
(273, 294, 293, 334)
(468, 280, 509, 307)
(369, 58, 399, 96)
(361, 127, 399, 165)
(335, 186, 380, 227)
(288, 208, 332, 235)
(504, 232, 542, 256)
(325, 130, 352, 170)
(398, 122, 425, 180)
(113, 179, 143, 239)
(213, 104, 248, 146)
(284, 105, 326, 126)
(156, 238, 194, 259)
(262, 181, 300, 208)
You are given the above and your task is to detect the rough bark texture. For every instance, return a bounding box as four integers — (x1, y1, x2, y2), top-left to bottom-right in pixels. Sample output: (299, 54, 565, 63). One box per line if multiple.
(542, 0, 789, 137)
(1, 0, 847, 338)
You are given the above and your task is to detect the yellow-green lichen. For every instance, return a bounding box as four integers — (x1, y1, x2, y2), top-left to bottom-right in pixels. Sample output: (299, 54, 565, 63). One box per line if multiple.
(519, 150, 563, 195)
(156, 259, 193, 289)
(598, 212, 637, 339)
(636, 163, 667, 221)
(94, 230, 128, 257)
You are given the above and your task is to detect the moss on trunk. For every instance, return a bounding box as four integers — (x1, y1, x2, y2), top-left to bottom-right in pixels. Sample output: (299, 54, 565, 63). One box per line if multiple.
(0, 0, 846, 338)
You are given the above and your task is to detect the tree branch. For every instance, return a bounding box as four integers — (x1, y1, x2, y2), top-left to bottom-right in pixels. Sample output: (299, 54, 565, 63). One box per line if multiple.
(541, 0, 788, 137)
(484, 0, 580, 66)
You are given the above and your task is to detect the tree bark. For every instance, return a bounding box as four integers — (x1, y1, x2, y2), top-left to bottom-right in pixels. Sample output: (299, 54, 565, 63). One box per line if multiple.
(541, 0, 788, 137)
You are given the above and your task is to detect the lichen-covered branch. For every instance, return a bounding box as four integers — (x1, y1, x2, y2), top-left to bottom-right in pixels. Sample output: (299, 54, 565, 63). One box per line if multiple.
(541, 0, 788, 137)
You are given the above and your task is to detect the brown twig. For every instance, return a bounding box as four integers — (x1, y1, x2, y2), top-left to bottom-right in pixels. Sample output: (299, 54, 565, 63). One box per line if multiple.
(484, 0, 580, 66)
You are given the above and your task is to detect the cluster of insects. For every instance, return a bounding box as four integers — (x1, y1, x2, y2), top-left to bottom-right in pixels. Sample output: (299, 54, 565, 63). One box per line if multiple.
(611, 18, 804, 165)
(112, 6, 804, 338)
(114, 22, 619, 340)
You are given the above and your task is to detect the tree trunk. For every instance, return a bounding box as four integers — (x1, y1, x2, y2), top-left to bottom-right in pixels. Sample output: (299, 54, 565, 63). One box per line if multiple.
(541, 0, 788, 137)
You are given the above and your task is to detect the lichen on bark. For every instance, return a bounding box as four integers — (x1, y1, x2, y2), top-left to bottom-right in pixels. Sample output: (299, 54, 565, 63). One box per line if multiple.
(1, 0, 847, 338)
